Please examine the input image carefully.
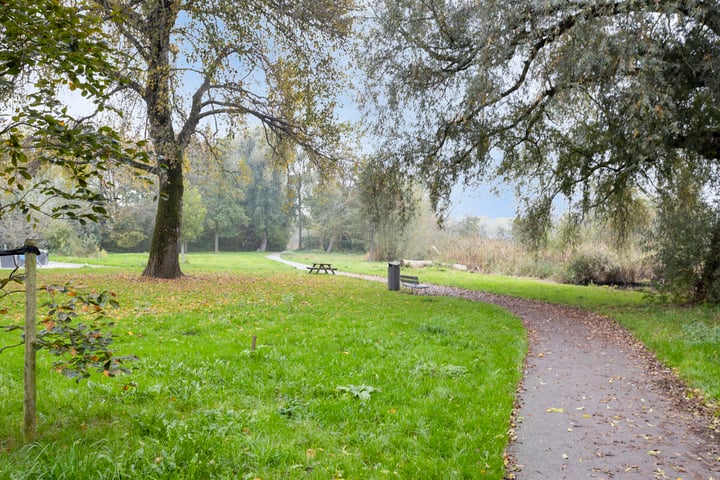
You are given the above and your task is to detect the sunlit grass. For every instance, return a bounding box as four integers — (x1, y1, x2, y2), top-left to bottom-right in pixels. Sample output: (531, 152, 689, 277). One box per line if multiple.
(0, 253, 525, 479)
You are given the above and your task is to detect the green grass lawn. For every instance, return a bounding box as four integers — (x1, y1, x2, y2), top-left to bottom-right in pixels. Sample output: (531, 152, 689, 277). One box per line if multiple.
(285, 252, 720, 402)
(0, 253, 526, 479)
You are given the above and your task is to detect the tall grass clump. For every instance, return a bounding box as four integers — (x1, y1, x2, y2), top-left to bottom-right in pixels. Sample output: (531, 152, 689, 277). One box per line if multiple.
(433, 236, 564, 279)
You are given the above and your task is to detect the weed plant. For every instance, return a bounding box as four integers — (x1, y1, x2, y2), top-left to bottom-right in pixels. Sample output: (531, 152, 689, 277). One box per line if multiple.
(0, 254, 526, 479)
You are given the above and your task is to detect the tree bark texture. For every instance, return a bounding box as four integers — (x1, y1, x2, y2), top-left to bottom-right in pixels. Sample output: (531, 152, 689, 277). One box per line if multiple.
(143, 157, 183, 278)
(140, 2, 188, 278)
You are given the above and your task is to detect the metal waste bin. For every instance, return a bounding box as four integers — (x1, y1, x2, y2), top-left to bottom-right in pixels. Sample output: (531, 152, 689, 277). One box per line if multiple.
(388, 261, 400, 291)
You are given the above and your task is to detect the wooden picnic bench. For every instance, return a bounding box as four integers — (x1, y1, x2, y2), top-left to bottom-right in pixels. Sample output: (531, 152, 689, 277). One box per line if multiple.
(307, 262, 337, 274)
(400, 274, 428, 292)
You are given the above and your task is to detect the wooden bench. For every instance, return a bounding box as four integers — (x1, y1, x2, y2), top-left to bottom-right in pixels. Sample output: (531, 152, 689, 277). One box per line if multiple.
(400, 274, 428, 292)
(307, 263, 337, 274)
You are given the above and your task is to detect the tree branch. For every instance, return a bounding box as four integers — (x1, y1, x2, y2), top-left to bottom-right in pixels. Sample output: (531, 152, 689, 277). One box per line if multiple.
(177, 47, 235, 147)
(0, 341, 23, 354)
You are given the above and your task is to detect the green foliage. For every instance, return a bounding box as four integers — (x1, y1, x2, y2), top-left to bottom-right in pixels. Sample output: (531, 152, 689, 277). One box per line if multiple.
(180, 184, 206, 243)
(1, 0, 148, 225)
(102, 203, 156, 252)
(186, 139, 250, 252)
(565, 251, 619, 286)
(37, 284, 135, 381)
(651, 174, 720, 301)
(241, 137, 291, 251)
(42, 221, 100, 257)
(0, 275, 133, 381)
(357, 155, 418, 261)
(335, 384, 378, 402)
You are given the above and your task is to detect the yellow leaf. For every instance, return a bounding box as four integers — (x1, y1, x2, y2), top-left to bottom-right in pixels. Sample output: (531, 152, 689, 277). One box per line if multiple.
(547, 407, 564, 413)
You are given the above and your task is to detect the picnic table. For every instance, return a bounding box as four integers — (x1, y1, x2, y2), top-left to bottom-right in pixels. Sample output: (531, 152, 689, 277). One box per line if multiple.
(307, 263, 337, 274)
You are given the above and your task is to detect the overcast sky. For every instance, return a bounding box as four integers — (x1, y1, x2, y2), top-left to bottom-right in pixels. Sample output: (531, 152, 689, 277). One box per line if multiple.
(450, 183, 516, 220)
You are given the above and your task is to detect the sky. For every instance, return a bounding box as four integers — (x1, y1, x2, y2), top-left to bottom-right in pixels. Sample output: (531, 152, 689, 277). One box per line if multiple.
(450, 183, 517, 220)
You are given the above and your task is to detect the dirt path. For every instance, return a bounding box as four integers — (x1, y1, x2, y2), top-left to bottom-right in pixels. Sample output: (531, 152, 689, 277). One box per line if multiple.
(267, 255, 719, 478)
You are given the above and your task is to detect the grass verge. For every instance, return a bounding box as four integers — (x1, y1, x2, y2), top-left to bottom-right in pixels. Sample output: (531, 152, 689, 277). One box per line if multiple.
(0, 253, 525, 479)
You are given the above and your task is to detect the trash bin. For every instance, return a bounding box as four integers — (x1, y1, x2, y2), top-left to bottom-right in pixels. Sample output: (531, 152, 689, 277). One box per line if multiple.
(388, 261, 400, 291)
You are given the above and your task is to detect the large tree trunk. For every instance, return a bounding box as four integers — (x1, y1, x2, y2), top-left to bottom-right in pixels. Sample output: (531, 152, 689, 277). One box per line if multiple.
(214, 228, 219, 253)
(143, 157, 184, 278)
(140, 3, 186, 279)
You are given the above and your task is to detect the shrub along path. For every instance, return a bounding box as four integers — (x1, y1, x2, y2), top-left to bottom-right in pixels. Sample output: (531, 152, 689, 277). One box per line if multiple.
(268, 255, 719, 478)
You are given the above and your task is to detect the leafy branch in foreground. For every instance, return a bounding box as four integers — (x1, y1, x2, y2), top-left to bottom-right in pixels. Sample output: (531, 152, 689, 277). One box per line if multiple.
(37, 284, 136, 381)
(0, 280, 136, 381)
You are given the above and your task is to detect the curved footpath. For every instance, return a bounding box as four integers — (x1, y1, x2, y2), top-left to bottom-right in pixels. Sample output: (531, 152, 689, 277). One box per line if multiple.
(267, 255, 720, 479)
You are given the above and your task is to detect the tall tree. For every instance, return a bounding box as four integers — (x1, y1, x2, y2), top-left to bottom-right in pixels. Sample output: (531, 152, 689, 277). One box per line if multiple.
(180, 183, 206, 260)
(187, 139, 249, 253)
(364, 0, 720, 300)
(287, 150, 310, 250)
(243, 138, 290, 252)
(92, 0, 355, 278)
(307, 170, 363, 253)
(357, 155, 416, 261)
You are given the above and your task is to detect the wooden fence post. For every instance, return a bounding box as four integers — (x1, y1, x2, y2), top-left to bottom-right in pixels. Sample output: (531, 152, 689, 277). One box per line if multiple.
(23, 239, 37, 443)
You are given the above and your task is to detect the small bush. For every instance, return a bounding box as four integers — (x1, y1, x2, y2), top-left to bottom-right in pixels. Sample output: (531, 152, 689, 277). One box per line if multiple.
(566, 252, 615, 285)
(563, 247, 652, 286)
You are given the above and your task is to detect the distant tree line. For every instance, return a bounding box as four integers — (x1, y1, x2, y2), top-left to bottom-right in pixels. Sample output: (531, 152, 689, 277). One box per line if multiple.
(2, 128, 414, 258)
